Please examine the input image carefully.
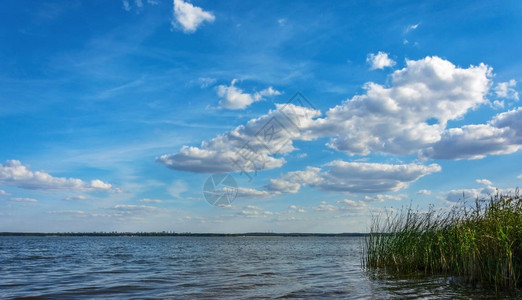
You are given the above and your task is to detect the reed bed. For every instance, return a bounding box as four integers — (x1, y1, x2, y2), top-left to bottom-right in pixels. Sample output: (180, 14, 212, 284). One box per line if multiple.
(364, 191, 522, 290)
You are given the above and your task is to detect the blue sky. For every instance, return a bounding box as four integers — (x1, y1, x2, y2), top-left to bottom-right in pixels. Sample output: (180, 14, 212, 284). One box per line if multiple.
(1, 0, 521, 233)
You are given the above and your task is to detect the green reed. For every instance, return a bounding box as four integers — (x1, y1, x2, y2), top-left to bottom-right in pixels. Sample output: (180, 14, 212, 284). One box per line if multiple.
(364, 191, 521, 290)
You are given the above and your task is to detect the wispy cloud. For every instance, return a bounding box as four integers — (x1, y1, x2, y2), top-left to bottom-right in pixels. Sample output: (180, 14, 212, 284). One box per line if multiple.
(140, 198, 163, 203)
(405, 23, 419, 33)
(10, 197, 38, 203)
(63, 195, 88, 201)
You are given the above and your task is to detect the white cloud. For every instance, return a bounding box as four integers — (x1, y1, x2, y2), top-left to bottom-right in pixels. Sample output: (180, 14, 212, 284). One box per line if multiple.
(324, 57, 492, 156)
(416, 189, 432, 195)
(217, 79, 255, 110)
(90, 179, 112, 190)
(48, 210, 86, 215)
(172, 0, 215, 33)
(0, 189, 9, 196)
(315, 200, 367, 214)
(366, 51, 396, 70)
(476, 179, 492, 186)
(288, 205, 306, 213)
(157, 103, 320, 173)
(10, 197, 38, 203)
(518, 174, 522, 179)
(235, 187, 273, 199)
(112, 204, 159, 214)
(446, 186, 498, 202)
(315, 201, 337, 212)
(254, 86, 282, 101)
(405, 24, 419, 33)
(140, 198, 163, 203)
(336, 199, 367, 209)
(363, 194, 406, 202)
(246, 205, 262, 211)
(491, 100, 505, 109)
(266, 178, 301, 193)
(0, 160, 114, 192)
(236, 204, 274, 218)
(160, 57, 517, 176)
(422, 107, 522, 159)
(495, 79, 519, 101)
(266, 161, 440, 194)
(217, 79, 281, 110)
(64, 195, 87, 201)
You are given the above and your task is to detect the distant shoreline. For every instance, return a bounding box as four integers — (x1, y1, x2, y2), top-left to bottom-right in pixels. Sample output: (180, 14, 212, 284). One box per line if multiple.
(0, 232, 368, 237)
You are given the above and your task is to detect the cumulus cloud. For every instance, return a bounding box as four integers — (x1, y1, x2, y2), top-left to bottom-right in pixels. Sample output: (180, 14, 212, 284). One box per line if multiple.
(157, 103, 320, 173)
(217, 79, 281, 110)
(0, 160, 114, 192)
(366, 51, 396, 70)
(495, 79, 518, 101)
(172, 0, 215, 33)
(446, 186, 498, 202)
(160, 56, 519, 176)
(266, 161, 440, 194)
(422, 107, 522, 159)
(324, 57, 492, 156)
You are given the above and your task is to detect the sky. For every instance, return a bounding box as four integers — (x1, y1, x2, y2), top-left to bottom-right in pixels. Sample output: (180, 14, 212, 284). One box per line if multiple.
(1, 0, 522, 233)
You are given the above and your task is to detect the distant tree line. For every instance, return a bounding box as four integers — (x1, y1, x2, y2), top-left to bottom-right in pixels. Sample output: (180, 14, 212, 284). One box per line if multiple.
(0, 232, 369, 237)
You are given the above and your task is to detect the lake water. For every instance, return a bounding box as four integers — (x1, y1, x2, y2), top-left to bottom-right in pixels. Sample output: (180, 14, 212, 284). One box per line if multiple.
(0, 236, 518, 299)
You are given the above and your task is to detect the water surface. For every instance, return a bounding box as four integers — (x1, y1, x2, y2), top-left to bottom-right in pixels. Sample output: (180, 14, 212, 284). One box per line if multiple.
(0, 236, 517, 299)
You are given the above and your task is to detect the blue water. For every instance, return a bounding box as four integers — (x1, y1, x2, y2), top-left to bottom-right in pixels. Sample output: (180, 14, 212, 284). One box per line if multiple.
(0, 236, 517, 299)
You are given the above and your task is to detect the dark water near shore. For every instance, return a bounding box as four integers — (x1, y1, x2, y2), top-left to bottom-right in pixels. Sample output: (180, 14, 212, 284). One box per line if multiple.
(0, 236, 518, 299)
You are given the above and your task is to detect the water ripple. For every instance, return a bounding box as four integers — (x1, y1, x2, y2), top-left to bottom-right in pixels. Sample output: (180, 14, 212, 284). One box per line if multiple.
(0, 236, 519, 299)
